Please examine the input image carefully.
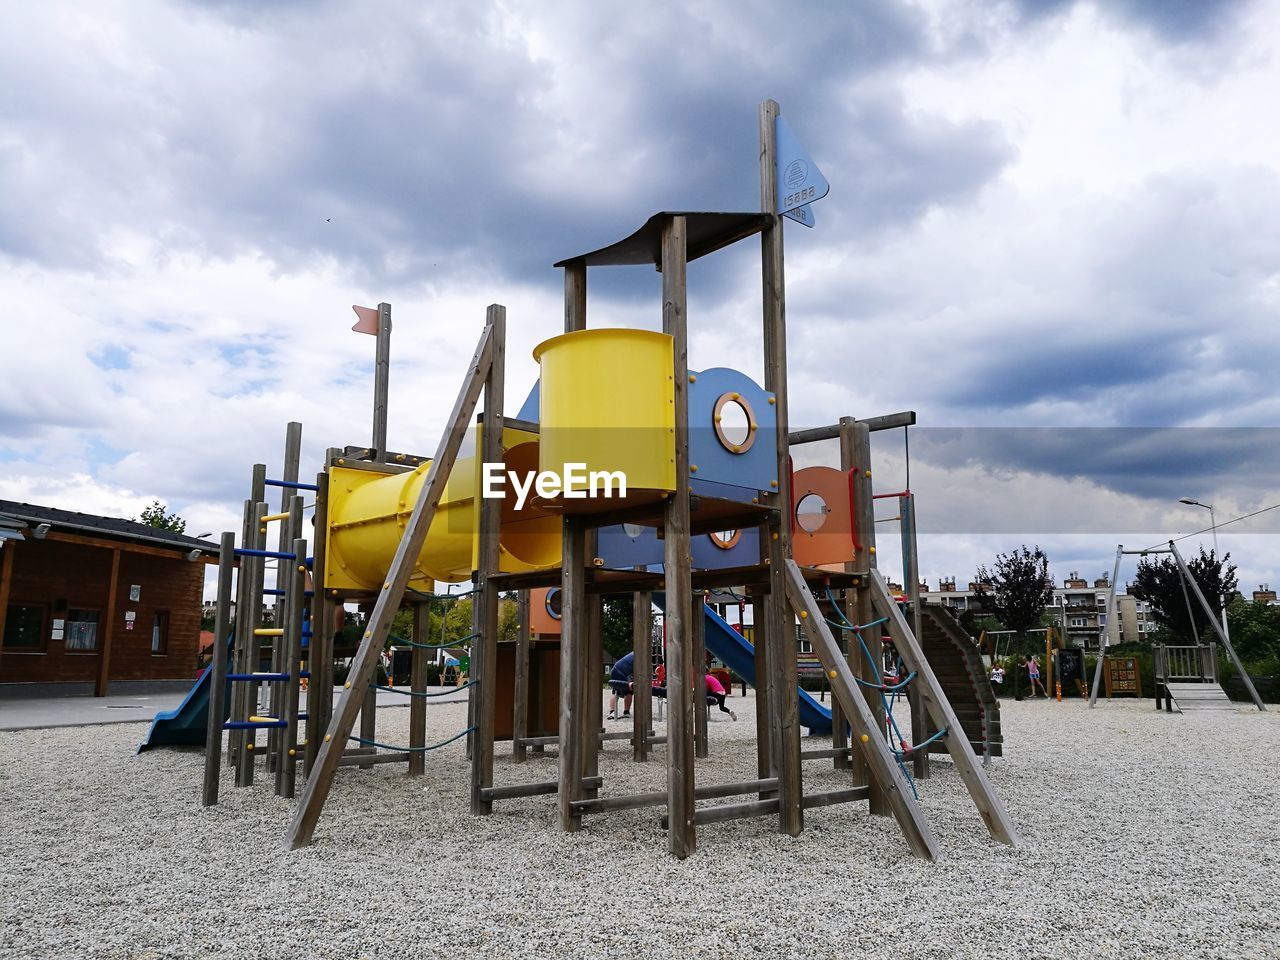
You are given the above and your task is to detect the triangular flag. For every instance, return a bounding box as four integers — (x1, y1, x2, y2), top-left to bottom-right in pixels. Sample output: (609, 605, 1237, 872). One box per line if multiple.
(775, 116, 830, 217)
(351, 304, 379, 336)
(782, 203, 815, 228)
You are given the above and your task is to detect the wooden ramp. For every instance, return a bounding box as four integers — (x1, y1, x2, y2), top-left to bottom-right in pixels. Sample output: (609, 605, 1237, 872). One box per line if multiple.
(1166, 682, 1236, 712)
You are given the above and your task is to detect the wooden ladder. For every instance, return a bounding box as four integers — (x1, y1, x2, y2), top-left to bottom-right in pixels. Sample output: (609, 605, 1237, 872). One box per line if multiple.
(783, 560, 1021, 858)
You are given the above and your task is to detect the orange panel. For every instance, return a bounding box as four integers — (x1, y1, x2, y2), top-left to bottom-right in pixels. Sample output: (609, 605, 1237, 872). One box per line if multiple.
(792, 466, 855, 568)
(529, 586, 563, 636)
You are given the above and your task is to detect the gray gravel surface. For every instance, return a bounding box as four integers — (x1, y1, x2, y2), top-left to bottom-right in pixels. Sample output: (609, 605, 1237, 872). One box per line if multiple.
(2, 694, 1278, 959)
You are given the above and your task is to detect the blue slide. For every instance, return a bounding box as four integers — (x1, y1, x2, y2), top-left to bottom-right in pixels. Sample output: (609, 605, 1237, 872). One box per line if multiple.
(654, 595, 832, 734)
(137, 641, 232, 753)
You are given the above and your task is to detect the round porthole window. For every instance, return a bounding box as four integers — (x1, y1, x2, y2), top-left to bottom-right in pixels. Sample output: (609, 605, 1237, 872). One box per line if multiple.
(708, 529, 741, 550)
(546, 587, 563, 621)
(795, 493, 828, 534)
(713, 392, 756, 454)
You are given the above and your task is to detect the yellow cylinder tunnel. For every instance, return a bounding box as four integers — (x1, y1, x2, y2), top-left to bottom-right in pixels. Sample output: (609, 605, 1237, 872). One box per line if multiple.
(533, 328, 676, 513)
(324, 427, 561, 592)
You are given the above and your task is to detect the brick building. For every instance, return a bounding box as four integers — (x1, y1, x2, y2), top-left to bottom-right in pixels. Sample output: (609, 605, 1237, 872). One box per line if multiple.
(0, 501, 217, 695)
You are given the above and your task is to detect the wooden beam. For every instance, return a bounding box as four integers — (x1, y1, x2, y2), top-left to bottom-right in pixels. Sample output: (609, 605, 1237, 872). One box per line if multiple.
(632, 588, 653, 761)
(788, 412, 917, 445)
(759, 98, 803, 840)
(558, 517, 588, 832)
(783, 558, 939, 861)
(471, 304, 506, 815)
(40, 529, 215, 562)
(408, 602, 429, 776)
(275, 533, 306, 799)
(662, 213, 696, 860)
(92, 546, 122, 698)
(286, 320, 496, 850)
(693, 589, 708, 759)
(201, 533, 235, 806)
(868, 568, 1022, 846)
(512, 590, 531, 763)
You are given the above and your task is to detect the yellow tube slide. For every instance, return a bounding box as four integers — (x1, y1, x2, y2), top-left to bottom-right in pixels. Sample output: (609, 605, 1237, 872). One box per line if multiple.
(324, 427, 560, 592)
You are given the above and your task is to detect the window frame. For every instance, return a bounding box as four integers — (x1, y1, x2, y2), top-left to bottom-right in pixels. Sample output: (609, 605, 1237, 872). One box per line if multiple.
(151, 609, 170, 656)
(64, 607, 102, 653)
(3, 601, 48, 654)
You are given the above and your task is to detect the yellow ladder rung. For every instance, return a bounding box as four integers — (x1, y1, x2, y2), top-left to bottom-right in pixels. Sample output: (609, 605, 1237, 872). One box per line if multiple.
(249, 715, 280, 723)
(261, 512, 291, 523)
(254, 628, 285, 636)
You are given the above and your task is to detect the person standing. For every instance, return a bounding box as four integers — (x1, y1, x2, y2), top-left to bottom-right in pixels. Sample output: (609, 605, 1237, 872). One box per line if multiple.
(607, 651, 635, 720)
(1026, 654, 1047, 698)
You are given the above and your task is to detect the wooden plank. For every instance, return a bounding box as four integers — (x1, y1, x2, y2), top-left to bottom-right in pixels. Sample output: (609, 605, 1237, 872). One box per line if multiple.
(92, 547, 122, 698)
(901, 493, 930, 778)
(788, 412, 918, 445)
(286, 321, 496, 850)
(759, 99, 802, 840)
(783, 558, 939, 861)
(751, 592, 775, 794)
(336, 751, 410, 768)
(201, 533, 235, 806)
(267, 423, 302, 772)
(512, 591, 531, 763)
(802, 787, 871, 810)
(486, 776, 603, 802)
(662, 214, 696, 860)
(408, 603, 428, 776)
(584, 594, 602, 798)
(632, 588, 653, 761)
(471, 304, 506, 815)
(868, 568, 1022, 847)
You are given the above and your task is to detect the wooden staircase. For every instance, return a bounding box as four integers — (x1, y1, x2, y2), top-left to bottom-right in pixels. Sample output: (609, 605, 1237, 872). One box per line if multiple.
(1164, 682, 1236, 712)
(919, 604, 1002, 759)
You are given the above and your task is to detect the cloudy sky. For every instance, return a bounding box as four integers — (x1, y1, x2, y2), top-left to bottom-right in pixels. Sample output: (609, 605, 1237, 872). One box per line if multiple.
(2, 0, 1278, 596)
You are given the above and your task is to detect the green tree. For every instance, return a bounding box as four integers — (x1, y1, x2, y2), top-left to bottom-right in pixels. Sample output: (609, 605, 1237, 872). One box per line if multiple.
(973, 545, 1054, 637)
(135, 499, 186, 533)
(1130, 546, 1237, 643)
(1225, 596, 1280, 663)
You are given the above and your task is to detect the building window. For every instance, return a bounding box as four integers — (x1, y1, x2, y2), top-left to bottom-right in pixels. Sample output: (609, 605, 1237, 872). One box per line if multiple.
(151, 610, 169, 655)
(1069, 617, 1086, 628)
(3, 603, 46, 651)
(64, 609, 101, 651)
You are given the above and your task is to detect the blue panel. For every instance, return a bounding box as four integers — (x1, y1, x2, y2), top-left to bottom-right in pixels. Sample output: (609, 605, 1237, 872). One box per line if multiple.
(691, 526, 759, 569)
(597, 523, 663, 569)
(688, 367, 776, 492)
(775, 115, 830, 215)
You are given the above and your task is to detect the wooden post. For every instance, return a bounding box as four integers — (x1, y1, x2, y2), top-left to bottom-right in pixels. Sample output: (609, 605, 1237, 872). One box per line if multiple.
(236, 501, 268, 787)
(584, 594, 602, 798)
(305, 465, 337, 776)
(286, 321, 496, 849)
(901, 492, 929, 779)
(471, 304, 506, 815)
(408, 602, 429, 776)
(662, 214, 696, 859)
(844, 418, 888, 815)
(201, 533, 235, 806)
(512, 590, 531, 763)
(373, 302, 391, 460)
(558, 518, 588, 832)
(759, 98, 803, 839)
(693, 590, 709, 758)
(228, 499, 254, 770)
(268, 422, 302, 771)
(751, 591, 775, 793)
(276, 531, 306, 798)
(92, 547, 122, 697)
(633, 589, 653, 762)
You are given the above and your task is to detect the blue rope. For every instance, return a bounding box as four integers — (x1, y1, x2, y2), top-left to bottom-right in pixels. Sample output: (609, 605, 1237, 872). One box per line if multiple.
(894, 726, 949, 758)
(348, 726, 475, 753)
(394, 632, 479, 651)
(372, 680, 478, 698)
(854, 670, 917, 692)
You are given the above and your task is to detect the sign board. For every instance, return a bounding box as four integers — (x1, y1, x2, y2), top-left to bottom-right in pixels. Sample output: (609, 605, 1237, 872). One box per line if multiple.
(129, 584, 141, 602)
(1055, 647, 1086, 696)
(782, 203, 815, 228)
(775, 116, 829, 217)
(1104, 656, 1142, 698)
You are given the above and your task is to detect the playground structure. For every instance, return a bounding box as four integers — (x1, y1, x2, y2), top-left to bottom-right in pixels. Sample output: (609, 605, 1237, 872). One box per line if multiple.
(193, 100, 1020, 861)
(1090, 543, 1266, 713)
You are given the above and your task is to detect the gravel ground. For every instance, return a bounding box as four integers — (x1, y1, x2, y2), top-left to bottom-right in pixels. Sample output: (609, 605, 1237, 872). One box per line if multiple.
(2, 693, 1278, 960)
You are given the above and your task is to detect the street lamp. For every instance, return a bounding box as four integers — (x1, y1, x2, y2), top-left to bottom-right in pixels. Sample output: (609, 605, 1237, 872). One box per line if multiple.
(1178, 497, 1230, 641)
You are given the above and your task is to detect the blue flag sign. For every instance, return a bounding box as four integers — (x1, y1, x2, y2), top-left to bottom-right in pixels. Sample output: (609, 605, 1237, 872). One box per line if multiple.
(782, 203, 815, 228)
(775, 116, 830, 218)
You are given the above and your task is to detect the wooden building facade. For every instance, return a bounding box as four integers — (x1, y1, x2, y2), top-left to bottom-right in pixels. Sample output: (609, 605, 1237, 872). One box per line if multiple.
(0, 501, 216, 695)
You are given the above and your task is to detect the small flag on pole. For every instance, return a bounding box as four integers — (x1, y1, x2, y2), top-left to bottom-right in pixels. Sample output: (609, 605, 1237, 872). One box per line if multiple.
(351, 304, 379, 336)
(775, 116, 829, 227)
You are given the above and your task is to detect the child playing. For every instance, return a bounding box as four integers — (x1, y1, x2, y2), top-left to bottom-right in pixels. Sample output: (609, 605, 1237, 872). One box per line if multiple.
(704, 672, 736, 721)
(1025, 654, 1047, 698)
